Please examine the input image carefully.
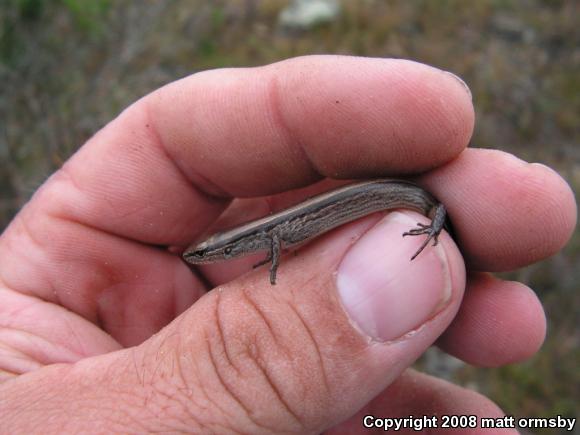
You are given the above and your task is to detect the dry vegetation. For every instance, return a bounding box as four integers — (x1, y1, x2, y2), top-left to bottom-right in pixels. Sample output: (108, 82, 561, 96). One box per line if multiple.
(1, 0, 578, 426)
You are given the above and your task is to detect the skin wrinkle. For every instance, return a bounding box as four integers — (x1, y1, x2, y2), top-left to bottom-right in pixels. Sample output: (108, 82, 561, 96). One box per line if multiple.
(0, 340, 44, 373)
(142, 332, 179, 385)
(252, 353, 305, 433)
(215, 291, 241, 376)
(241, 329, 305, 434)
(203, 327, 266, 434)
(8, 365, 71, 425)
(142, 95, 232, 201)
(208, 293, 270, 431)
(56, 252, 175, 340)
(1, 323, 79, 367)
(49, 117, 222, 257)
(191, 331, 239, 426)
(0, 289, 38, 324)
(130, 347, 146, 388)
(0, 300, 98, 370)
(46, 165, 117, 222)
(146, 370, 245, 433)
(45, 169, 153, 245)
(145, 376, 199, 433)
(51, 162, 84, 199)
(261, 195, 277, 217)
(113, 401, 156, 434)
(101, 200, 153, 222)
(94, 357, 160, 432)
(149, 347, 171, 392)
(168, 348, 213, 430)
(1, 369, 19, 380)
(140, 100, 232, 204)
(214, 288, 312, 433)
(152, 333, 185, 390)
(141, 100, 196, 195)
(11, 211, 122, 326)
(285, 302, 331, 397)
(108, 399, 149, 434)
(239, 286, 294, 362)
(266, 69, 320, 183)
(59, 309, 92, 358)
(3, 213, 59, 302)
(235, 291, 308, 431)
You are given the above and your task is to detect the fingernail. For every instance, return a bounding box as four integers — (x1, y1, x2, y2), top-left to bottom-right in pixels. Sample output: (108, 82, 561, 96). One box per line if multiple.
(336, 212, 452, 342)
(444, 71, 472, 99)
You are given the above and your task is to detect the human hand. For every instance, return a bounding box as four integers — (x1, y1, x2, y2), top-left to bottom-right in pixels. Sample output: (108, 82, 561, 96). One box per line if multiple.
(0, 56, 575, 433)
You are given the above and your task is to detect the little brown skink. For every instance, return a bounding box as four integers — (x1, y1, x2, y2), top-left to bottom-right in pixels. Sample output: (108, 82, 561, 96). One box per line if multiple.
(183, 179, 448, 285)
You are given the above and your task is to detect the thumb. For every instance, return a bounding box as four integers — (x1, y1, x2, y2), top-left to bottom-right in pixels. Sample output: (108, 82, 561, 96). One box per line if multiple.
(1, 211, 464, 434)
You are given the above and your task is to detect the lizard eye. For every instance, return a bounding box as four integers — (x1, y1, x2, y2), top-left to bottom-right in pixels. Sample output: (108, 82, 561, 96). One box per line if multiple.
(224, 247, 233, 256)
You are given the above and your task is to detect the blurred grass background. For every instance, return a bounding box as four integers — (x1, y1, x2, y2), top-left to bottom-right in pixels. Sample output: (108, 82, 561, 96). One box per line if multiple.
(1, 0, 578, 426)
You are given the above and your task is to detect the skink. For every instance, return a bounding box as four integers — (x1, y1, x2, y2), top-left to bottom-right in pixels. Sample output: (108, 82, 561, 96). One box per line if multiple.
(183, 179, 448, 285)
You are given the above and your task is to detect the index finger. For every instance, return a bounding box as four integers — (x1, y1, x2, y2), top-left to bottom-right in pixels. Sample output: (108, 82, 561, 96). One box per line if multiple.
(38, 55, 473, 246)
